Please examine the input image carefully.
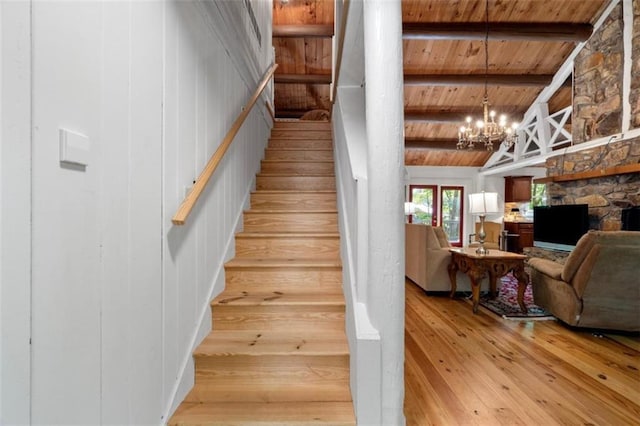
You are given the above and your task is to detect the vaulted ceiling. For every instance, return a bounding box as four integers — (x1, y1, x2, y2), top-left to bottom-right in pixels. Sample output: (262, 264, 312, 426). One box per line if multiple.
(272, 0, 610, 167)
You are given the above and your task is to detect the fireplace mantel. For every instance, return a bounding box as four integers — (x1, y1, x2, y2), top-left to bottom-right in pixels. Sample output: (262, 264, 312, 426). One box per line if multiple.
(534, 163, 640, 184)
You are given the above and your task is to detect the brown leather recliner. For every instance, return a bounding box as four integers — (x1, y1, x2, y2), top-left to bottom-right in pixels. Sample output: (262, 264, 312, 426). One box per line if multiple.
(529, 230, 640, 332)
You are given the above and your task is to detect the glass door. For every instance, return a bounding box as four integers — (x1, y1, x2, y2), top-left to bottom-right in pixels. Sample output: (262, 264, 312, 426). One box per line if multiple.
(409, 185, 437, 225)
(440, 186, 464, 247)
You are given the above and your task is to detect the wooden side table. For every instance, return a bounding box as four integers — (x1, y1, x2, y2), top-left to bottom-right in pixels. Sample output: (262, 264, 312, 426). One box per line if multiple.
(448, 247, 528, 314)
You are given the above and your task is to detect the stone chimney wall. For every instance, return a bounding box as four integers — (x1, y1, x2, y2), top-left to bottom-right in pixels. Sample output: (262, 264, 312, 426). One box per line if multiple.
(573, 3, 624, 143)
(546, 3, 640, 231)
(545, 137, 640, 230)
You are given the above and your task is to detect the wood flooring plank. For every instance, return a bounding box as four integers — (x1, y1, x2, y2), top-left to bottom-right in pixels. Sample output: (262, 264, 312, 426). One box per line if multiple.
(404, 279, 640, 426)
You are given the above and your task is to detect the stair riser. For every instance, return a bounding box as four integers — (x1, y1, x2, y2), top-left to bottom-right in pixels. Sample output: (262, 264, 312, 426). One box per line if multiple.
(270, 129, 332, 139)
(268, 139, 333, 149)
(250, 192, 337, 210)
(264, 149, 333, 161)
(169, 401, 356, 426)
(187, 381, 351, 404)
(274, 122, 331, 131)
(235, 237, 340, 259)
(213, 305, 344, 331)
(224, 269, 343, 293)
(260, 161, 334, 175)
(256, 176, 336, 191)
(194, 354, 349, 374)
(243, 213, 338, 233)
(188, 356, 350, 403)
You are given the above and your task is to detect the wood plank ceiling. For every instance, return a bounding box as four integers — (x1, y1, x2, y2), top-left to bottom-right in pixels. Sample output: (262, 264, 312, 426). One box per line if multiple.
(272, 0, 610, 167)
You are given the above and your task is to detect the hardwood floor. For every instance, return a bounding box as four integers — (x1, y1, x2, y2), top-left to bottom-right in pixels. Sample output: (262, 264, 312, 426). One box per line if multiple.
(404, 279, 640, 425)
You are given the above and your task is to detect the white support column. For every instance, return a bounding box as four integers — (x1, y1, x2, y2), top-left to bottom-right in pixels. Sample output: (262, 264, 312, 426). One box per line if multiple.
(363, 0, 405, 424)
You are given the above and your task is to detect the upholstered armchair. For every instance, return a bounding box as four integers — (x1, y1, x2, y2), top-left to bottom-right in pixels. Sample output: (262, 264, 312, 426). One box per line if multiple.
(529, 230, 640, 332)
(468, 221, 502, 251)
(405, 223, 473, 292)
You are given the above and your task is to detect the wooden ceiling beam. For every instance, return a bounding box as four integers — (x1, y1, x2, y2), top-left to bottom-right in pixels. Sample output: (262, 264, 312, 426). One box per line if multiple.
(404, 138, 461, 151)
(405, 112, 463, 123)
(275, 74, 332, 85)
(403, 74, 564, 87)
(403, 22, 592, 42)
(273, 24, 334, 38)
(405, 110, 523, 123)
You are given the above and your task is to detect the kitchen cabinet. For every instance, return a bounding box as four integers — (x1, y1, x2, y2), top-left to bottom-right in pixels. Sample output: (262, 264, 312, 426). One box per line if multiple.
(504, 222, 534, 253)
(505, 176, 532, 202)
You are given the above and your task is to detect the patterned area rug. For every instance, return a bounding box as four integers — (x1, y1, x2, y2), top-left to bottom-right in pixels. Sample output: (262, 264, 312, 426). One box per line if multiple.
(480, 273, 555, 320)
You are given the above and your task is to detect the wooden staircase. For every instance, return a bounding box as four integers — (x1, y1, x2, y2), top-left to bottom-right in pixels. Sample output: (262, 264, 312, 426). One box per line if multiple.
(169, 121, 355, 425)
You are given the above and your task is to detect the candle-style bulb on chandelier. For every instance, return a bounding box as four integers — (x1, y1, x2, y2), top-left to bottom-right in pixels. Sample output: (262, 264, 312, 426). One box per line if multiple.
(457, 0, 519, 151)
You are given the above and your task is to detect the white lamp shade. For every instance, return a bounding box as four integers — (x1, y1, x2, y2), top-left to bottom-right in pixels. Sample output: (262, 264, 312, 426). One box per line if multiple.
(469, 192, 499, 215)
(404, 202, 416, 215)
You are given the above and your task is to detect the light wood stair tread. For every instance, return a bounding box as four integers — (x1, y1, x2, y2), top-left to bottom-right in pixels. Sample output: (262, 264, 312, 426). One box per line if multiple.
(170, 401, 355, 426)
(265, 147, 333, 151)
(252, 190, 336, 194)
(235, 232, 340, 238)
(245, 209, 337, 214)
(261, 160, 334, 163)
(257, 173, 334, 177)
(194, 330, 349, 356)
(213, 292, 345, 307)
(269, 137, 333, 141)
(225, 258, 342, 268)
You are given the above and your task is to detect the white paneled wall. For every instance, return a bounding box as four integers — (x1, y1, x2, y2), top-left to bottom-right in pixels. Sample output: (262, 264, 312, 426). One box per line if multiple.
(0, 2, 33, 424)
(22, 1, 272, 424)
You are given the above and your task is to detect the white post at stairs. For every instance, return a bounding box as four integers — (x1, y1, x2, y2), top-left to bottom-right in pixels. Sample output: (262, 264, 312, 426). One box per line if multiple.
(363, 0, 406, 424)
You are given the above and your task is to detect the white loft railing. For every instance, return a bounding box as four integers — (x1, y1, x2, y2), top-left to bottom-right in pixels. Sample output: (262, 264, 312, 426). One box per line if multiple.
(483, 103, 573, 169)
(547, 106, 573, 148)
(482, 0, 622, 174)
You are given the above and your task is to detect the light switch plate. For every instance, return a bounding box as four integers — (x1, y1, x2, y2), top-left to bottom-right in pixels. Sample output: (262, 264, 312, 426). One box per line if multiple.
(59, 128, 90, 167)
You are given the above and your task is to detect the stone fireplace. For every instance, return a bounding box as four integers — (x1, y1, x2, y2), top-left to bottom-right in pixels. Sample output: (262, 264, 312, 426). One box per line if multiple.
(544, 137, 640, 231)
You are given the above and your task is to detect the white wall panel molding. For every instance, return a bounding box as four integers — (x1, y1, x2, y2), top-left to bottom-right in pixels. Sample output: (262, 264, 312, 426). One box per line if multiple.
(197, 0, 273, 126)
(0, 2, 32, 424)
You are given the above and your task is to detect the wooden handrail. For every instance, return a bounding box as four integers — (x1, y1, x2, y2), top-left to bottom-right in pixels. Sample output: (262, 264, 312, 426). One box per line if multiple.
(172, 63, 279, 225)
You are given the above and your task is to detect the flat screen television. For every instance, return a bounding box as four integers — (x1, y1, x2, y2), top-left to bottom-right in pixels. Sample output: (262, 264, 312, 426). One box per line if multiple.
(533, 204, 590, 251)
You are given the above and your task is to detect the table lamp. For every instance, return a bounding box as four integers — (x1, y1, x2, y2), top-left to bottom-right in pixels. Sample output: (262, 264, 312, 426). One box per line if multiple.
(404, 202, 416, 223)
(469, 191, 499, 254)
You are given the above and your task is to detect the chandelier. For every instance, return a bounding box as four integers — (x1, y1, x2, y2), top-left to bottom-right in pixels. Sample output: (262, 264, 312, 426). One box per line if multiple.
(457, 0, 518, 151)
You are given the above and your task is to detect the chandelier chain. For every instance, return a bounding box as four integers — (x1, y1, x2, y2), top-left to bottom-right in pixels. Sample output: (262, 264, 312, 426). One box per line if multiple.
(456, 0, 519, 151)
(484, 0, 489, 100)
